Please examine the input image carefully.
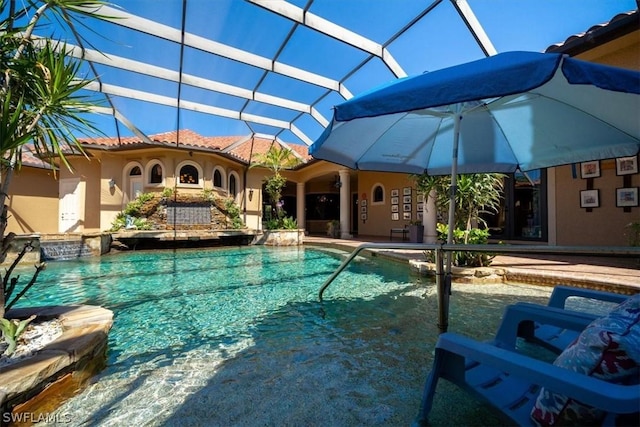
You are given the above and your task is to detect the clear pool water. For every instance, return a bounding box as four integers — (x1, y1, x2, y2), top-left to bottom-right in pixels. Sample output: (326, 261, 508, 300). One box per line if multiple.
(16, 245, 554, 426)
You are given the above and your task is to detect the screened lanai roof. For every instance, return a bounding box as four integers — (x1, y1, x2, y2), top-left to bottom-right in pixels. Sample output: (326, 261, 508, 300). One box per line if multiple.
(25, 0, 638, 148)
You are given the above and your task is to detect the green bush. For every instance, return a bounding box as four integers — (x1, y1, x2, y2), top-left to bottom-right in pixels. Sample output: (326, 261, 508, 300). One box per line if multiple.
(110, 193, 156, 231)
(223, 198, 244, 229)
(110, 212, 127, 231)
(423, 223, 495, 267)
(1, 315, 35, 356)
(123, 192, 154, 217)
(201, 188, 215, 202)
(162, 187, 174, 198)
(264, 216, 298, 230)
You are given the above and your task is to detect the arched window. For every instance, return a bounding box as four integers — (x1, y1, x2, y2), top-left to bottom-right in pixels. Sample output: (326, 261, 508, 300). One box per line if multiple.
(179, 165, 199, 185)
(150, 164, 163, 184)
(229, 174, 237, 198)
(130, 166, 141, 176)
(212, 166, 226, 189)
(373, 185, 384, 203)
(214, 169, 223, 188)
(175, 161, 203, 188)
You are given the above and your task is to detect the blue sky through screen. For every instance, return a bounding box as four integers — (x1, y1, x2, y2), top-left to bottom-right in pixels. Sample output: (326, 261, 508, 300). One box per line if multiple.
(18, 0, 637, 145)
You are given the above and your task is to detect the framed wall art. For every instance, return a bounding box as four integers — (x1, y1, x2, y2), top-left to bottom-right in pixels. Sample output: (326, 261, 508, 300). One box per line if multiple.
(616, 187, 638, 207)
(403, 195, 412, 204)
(403, 187, 411, 196)
(580, 189, 599, 208)
(580, 161, 600, 179)
(391, 189, 399, 197)
(616, 156, 638, 176)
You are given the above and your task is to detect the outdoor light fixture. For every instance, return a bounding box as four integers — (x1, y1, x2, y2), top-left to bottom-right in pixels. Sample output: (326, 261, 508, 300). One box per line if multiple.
(333, 175, 342, 189)
(249, 189, 254, 201)
(108, 178, 116, 189)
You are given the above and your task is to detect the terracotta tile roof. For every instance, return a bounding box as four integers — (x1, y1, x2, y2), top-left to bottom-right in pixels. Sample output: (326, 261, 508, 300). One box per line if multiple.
(545, 10, 639, 54)
(9, 145, 55, 170)
(79, 130, 312, 165)
(224, 137, 313, 164)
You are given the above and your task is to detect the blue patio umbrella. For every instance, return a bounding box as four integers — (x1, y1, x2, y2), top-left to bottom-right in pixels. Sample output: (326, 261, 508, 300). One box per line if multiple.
(310, 51, 639, 246)
(310, 51, 640, 330)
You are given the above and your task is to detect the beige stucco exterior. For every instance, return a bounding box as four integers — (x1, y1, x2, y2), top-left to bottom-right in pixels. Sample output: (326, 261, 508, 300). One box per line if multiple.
(6, 167, 59, 235)
(553, 159, 638, 246)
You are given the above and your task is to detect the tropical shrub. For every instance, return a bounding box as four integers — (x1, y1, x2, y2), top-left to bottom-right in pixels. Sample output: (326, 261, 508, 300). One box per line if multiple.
(123, 192, 155, 217)
(1, 315, 36, 356)
(223, 198, 244, 229)
(423, 223, 495, 267)
(162, 187, 175, 198)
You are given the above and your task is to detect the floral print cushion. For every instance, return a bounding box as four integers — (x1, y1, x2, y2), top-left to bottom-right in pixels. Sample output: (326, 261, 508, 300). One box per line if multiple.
(531, 293, 640, 426)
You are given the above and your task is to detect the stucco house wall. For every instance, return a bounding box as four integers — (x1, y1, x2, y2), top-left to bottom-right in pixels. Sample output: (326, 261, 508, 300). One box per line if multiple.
(554, 160, 638, 246)
(6, 166, 59, 235)
(356, 172, 419, 237)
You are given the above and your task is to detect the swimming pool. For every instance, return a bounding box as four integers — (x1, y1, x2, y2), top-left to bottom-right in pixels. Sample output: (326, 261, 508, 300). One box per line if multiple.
(17, 245, 554, 426)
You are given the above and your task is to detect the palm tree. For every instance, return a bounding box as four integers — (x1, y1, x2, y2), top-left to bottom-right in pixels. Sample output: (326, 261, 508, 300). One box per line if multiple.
(1, 0, 110, 317)
(249, 144, 301, 226)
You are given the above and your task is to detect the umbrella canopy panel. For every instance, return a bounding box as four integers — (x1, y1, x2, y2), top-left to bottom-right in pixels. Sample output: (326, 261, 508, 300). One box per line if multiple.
(310, 52, 640, 174)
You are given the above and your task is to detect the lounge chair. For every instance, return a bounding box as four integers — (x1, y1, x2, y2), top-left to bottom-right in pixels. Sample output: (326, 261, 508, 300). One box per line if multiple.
(415, 293, 640, 426)
(507, 285, 631, 353)
(515, 286, 630, 353)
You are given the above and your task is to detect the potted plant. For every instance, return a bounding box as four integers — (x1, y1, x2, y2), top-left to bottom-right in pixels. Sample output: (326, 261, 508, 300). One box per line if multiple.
(409, 221, 424, 243)
(326, 220, 341, 238)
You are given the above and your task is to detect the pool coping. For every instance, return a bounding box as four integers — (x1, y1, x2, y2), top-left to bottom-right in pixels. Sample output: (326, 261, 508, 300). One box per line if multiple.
(0, 305, 113, 421)
(305, 240, 639, 295)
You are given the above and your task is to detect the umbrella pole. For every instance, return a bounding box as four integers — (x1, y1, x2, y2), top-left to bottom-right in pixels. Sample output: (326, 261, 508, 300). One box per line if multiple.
(440, 112, 462, 333)
(446, 113, 461, 260)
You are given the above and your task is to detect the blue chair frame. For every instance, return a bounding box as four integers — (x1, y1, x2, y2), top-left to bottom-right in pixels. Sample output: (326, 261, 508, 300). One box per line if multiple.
(415, 291, 639, 426)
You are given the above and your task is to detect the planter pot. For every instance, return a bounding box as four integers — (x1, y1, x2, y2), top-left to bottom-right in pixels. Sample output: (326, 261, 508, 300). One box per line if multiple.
(409, 225, 424, 243)
(255, 229, 304, 246)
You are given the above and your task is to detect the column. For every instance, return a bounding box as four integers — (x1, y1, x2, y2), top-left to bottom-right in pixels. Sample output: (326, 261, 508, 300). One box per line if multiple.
(424, 189, 438, 243)
(339, 169, 352, 239)
(296, 182, 305, 232)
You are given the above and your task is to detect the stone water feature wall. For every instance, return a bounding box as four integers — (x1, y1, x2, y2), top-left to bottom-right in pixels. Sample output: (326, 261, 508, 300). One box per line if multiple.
(140, 194, 235, 230)
(1, 233, 112, 266)
(40, 233, 111, 261)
